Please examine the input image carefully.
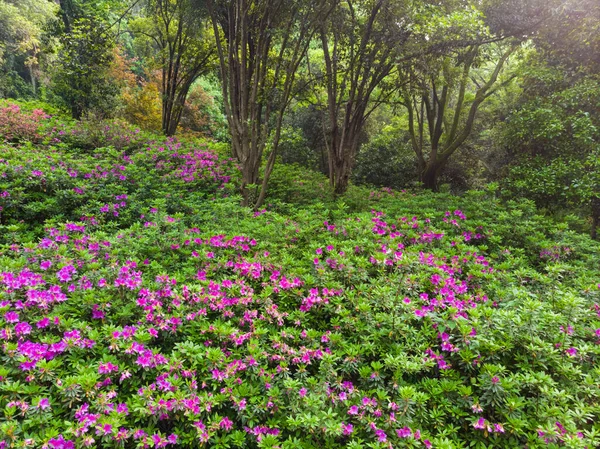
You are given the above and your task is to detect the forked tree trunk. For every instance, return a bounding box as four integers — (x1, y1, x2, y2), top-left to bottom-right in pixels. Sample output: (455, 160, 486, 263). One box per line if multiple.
(405, 45, 519, 191)
(208, 0, 330, 209)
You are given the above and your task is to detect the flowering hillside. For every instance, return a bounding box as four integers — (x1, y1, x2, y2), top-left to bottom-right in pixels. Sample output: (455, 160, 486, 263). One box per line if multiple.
(1, 107, 600, 449)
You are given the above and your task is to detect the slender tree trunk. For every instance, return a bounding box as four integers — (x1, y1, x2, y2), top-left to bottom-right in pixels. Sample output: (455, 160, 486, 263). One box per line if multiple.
(58, 0, 72, 32)
(591, 197, 600, 240)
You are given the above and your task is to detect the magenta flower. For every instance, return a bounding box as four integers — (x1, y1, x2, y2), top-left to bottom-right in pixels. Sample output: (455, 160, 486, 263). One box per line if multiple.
(396, 426, 412, 438)
(98, 362, 119, 374)
(15, 322, 32, 336)
(299, 387, 307, 397)
(37, 398, 50, 410)
(219, 416, 233, 431)
(36, 317, 50, 328)
(473, 418, 486, 429)
(341, 422, 353, 435)
(48, 435, 75, 449)
(4, 311, 19, 323)
(56, 265, 76, 283)
(348, 405, 359, 415)
(374, 429, 387, 442)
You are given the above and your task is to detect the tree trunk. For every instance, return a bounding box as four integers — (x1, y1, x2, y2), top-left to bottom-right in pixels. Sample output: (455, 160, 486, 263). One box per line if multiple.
(420, 161, 442, 191)
(591, 197, 600, 240)
(72, 104, 82, 120)
(29, 65, 36, 96)
(332, 159, 350, 195)
(327, 129, 360, 195)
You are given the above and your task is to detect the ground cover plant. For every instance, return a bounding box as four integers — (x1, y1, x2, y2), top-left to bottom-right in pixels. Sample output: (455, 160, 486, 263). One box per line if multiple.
(1, 110, 600, 449)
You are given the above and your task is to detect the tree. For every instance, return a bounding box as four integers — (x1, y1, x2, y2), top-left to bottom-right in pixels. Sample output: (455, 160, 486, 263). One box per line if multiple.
(315, 0, 410, 195)
(52, 17, 119, 119)
(314, 0, 493, 195)
(401, 42, 519, 190)
(488, 0, 600, 237)
(499, 65, 600, 238)
(52, 0, 135, 118)
(206, 0, 330, 208)
(0, 0, 57, 97)
(131, 0, 216, 136)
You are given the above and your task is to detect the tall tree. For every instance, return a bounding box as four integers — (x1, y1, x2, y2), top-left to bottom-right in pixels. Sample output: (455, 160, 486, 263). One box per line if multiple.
(0, 0, 57, 97)
(206, 0, 331, 208)
(315, 0, 490, 194)
(402, 42, 520, 190)
(52, 0, 134, 118)
(316, 0, 408, 195)
(132, 0, 216, 136)
(53, 17, 119, 118)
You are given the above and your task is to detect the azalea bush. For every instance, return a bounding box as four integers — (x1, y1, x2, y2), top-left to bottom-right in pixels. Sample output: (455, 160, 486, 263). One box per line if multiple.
(56, 118, 158, 154)
(0, 139, 238, 241)
(0, 102, 53, 144)
(1, 198, 599, 448)
(1, 108, 600, 449)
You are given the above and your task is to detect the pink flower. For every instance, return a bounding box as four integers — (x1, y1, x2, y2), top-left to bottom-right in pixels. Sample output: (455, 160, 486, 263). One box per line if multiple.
(396, 427, 412, 438)
(15, 322, 32, 336)
(348, 405, 359, 415)
(566, 347, 578, 357)
(374, 429, 387, 442)
(473, 418, 486, 429)
(299, 388, 307, 397)
(98, 362, 119, 374)
(56, 265, 76, 283)
(341, 423, 353, 435)
(4, 311, 19, 323)
(219, 417, 233, 431)
(48, 435, 75, 449)
(37, 398, 50, 410)
(37, 317, 50, 328)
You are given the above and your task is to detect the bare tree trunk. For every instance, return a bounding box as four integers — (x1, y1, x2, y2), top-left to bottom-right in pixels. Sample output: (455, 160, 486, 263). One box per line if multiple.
(591, 197, 600, 240)
(420, 165, 436, 191)
(29, 65, 36, 96)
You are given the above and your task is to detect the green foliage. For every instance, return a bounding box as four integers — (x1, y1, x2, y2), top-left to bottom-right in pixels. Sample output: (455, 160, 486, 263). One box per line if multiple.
(130, 0, 217, 135)
(0, 0, 58, 97)
(352, 123, 418, 190)
(500, 70, 600, 231)
(180, 77, 228, 140)
(51, 17, 119, 119)
(1, 110, 600, 448)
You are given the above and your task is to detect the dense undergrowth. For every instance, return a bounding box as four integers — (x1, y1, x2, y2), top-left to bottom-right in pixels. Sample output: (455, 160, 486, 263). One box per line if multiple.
(1, 103, 600, 449)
